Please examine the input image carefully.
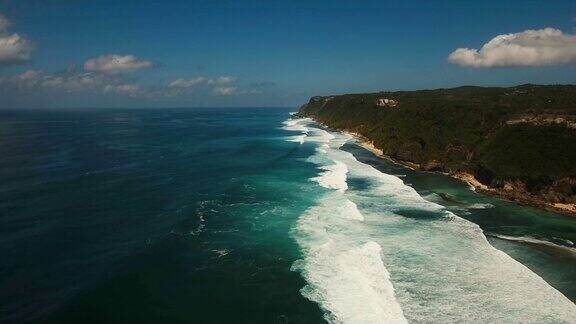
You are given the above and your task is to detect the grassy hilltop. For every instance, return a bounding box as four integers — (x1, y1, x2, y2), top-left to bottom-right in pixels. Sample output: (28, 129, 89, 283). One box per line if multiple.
(297, 84, 576, 208)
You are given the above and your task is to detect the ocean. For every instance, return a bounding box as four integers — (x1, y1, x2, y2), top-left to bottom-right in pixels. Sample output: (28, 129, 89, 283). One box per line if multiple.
(0, 108, 575, 323)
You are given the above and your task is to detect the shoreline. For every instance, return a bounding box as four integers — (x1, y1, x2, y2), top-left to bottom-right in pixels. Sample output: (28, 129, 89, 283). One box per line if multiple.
(334, 128, 576, 217)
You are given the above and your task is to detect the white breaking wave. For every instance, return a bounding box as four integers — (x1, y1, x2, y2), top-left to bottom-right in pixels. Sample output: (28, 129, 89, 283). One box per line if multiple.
(285, 117, 576, 323)
(292, 191, 406, 324)
(288, 134, 307, 144)
(343, 199, 364, 221)
(311, 160, 348, 192)
(282, 118, 311, 144)
(282, 118, 310, 133)
(289, 118, 408, 324)
(469, 203, 495, 209)
(489, 234, 576, 255)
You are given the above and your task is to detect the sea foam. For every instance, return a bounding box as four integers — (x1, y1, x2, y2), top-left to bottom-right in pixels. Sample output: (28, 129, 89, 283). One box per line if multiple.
(292, 191, 406, 324)
(311, 161, 348, 192)
(282, 118, 311, 144)
(489, 233, 576, 254)
(289, 118, 407, 323)
(286, 116, 576, 323)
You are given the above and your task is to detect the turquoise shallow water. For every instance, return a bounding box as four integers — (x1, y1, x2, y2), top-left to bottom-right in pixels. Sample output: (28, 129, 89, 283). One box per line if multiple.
(342, 143, 576, 303)
(286, 119, 576, 323)
(0, 108, 575, 323)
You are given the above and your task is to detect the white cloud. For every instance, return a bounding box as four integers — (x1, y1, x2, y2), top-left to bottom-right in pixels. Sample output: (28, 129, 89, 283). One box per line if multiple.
(18, 69, 40, 80)
(0, 69, 41, 89)
(208, 75, 237, 85)
(0, 69, 143, 97)
(1, 68, 258, 99)
(84, 54, 153, 74)
(169, 77, 206, 88)
(0, 69, 39, 87)
(42, 72, 110, 92)
(103, 84, 141, 96)
(168, 75, 238, 89)
(448, 28, 576, 67)
(213, 86, 237, 96)
(0, 34, 32, 64)
(0, 14, 32, 65)
(168, 75, 244, 96)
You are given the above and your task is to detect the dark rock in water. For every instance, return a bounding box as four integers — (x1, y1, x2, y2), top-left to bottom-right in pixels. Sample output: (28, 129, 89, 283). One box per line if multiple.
(421, 161, 444, 172)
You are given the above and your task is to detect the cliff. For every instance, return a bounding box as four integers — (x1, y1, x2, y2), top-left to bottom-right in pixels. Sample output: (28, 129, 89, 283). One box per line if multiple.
(296, 84, 576, 214)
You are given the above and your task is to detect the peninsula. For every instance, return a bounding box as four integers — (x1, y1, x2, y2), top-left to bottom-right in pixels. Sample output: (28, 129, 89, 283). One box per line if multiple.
(296, 84, 576, 215)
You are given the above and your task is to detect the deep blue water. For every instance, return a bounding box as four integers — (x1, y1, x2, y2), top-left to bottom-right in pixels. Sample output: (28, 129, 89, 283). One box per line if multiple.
(0, 108, 324, 323)
(1, 108, 575, 323)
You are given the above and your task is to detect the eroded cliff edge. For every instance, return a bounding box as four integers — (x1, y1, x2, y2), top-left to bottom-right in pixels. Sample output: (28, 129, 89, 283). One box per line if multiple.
(296, 84, 576, 215)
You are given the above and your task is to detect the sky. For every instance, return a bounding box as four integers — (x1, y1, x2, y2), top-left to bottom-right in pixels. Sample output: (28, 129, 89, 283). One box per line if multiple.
(0, 0, 575, 108)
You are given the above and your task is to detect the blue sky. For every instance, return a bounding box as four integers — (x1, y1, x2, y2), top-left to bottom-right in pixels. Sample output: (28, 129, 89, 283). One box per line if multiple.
(0, 0, 575, 108)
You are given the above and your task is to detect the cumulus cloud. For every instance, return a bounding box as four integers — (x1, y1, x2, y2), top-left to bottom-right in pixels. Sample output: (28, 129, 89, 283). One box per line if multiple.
(210, 86, 259, 96)
(0, 70, 37, 87)
(0, 14, 32, 65)
(169, 77, 206, 88)
(40, 72, 113, 92)
(0, 69, 142, 97)
(212, 86, 237, 96)
(0, 68, 260, 100)
(84, 54, 153, 74)
(0, 34, 32, 64)
(103, 84, 141, 96)
(207, 75, 237, 85)
(0, 69, 41, 89)
(167, 75, 252, 96)
(169, 76, 238, 89)
(448, 28, 576, 67)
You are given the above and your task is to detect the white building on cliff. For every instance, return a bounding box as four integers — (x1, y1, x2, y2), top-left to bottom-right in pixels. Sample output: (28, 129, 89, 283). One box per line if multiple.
(376, 98, 398, 107)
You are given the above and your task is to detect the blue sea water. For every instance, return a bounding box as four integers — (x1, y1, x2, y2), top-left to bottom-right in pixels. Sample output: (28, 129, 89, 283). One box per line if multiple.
(0, 108, 575, 323)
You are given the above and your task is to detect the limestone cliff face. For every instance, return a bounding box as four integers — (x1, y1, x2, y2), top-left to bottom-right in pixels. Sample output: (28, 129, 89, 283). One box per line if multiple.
(297, 84, 576, 212)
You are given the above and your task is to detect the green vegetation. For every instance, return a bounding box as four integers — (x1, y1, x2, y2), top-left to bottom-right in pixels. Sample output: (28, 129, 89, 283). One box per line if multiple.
(297, 84, 576, 203)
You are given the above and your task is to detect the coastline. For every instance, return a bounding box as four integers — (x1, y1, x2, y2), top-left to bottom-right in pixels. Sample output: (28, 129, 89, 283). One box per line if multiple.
(292, 115, 576, 316)
(333, 127, 576, 217)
